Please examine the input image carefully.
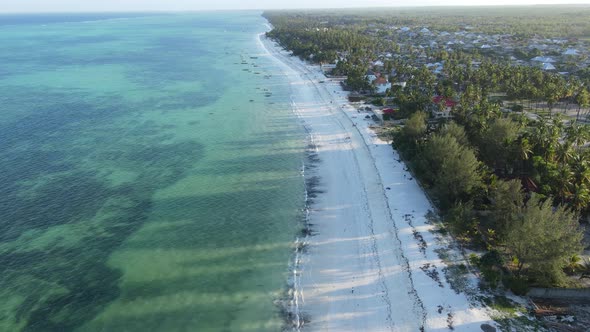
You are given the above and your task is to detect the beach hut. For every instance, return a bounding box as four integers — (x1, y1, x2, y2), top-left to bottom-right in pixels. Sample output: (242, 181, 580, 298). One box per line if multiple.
(371, 108, 397, 123)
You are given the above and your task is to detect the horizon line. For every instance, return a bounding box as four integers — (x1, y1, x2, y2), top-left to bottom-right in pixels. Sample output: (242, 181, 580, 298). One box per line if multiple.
(1, 3, 590, 14)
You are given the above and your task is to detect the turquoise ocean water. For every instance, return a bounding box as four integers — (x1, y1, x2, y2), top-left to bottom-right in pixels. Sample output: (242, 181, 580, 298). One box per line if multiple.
(0, 12, 306, 331)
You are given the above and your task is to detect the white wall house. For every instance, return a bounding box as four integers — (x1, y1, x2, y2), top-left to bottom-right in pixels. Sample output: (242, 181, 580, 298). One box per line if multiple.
(563, 48, 579, 56)
(373, 77, 391, 94)
(365, 70, 377, 83)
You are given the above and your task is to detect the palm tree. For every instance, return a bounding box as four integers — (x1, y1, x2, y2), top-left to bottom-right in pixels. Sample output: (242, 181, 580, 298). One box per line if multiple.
(572, 154, 590, 186)
(562, 80, 578, 114)
(515, 136, 533, 175)
(517, 136, 533, 161)
(513, 113, 529, 129)
(570, 183, 590, 212)
(576, 88, 590, 121)
(531, 117, 559, 162)
(566, 123, 589, 148)
(555, 166, 574, 204)
(556, 141, 575, 164)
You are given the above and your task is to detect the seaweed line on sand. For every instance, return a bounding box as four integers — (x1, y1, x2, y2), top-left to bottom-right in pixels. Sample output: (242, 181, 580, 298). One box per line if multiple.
(275, 99, 321, 331)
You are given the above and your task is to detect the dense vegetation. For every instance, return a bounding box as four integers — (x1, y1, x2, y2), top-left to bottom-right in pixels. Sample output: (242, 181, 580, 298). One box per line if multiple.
(395, 111, 586, 290)
(266, 5, 590, 38)
(264, 6, 590, 290)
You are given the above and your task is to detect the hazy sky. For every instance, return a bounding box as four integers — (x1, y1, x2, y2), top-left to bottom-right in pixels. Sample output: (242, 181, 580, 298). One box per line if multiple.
(1, 0, 589, 13)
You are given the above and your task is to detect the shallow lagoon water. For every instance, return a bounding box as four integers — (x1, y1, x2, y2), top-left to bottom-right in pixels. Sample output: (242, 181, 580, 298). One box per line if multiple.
(0, 12, 305, 331)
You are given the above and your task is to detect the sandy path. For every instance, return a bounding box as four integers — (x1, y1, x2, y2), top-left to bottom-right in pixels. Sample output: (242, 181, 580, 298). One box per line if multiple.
(259, 34, 494, 332)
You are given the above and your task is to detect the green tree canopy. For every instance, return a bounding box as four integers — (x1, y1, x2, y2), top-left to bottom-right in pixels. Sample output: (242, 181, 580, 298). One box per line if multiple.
(402, 111, 428, 140)
(478, 118, 521, 173)
(419, 133, 481, 208)
(489, 179, 525, 239)
(439, 121, 469, 147)
(505, 196, 583, 286)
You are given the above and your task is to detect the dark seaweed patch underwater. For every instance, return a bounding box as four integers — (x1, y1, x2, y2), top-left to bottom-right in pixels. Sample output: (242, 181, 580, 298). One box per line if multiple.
(0, 11, 305, 332)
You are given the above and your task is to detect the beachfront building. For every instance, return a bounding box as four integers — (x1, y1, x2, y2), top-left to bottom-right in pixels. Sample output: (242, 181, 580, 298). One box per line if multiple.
(431, 96, 457, 119)
(372, 108, 398, 123)
(381, 108, 398, 120)
(373, 76, 392, 94)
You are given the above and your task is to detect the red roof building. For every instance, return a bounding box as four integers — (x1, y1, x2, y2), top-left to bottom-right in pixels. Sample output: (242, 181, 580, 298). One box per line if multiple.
(432, 96, 457, 108)
(373, 77, 388, 85)
(431, 96, 457, 119)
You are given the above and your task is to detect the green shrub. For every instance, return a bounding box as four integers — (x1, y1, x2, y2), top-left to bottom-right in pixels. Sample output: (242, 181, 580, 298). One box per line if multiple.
(480, 250, 503, 268)
(445, 201, 476, 235)
(469, 253, 480, 267)
(505, 276, 529, 295)
(371, 97, 385, 106)
(481, 267, 501, 289)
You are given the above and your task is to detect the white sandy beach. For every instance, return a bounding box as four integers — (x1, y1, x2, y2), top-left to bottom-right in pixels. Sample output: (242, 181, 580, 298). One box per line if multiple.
(259, 33, 495, 332)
